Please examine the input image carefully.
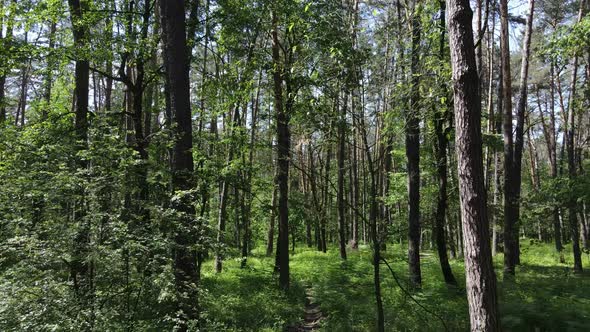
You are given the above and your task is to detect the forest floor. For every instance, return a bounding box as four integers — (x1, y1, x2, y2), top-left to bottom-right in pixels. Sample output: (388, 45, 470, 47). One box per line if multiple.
(200, 241, 590, 331)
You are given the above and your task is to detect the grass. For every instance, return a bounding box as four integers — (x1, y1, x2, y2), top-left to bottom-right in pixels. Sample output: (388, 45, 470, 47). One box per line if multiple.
(200, 241, 590, 331)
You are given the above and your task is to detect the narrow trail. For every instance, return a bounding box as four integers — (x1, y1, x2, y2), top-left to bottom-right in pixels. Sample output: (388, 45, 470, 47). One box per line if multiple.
(287, 287, 324, 331)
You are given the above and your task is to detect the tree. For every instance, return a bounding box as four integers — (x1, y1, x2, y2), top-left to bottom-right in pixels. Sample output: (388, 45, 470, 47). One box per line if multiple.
(407, 1, 422, 288)
(511, 0, 536, 269)
(433, 0, 457, 286)
(500, 0, 518, 276)
(159, 0, 199, 327)
(446, 0, 499, 330)
(67, 0, 92, 321)
(272, 5, 290, 290)
(565, 0, 586, 274)
(0, 0, 16, 124)
(337, 92, 348, 260)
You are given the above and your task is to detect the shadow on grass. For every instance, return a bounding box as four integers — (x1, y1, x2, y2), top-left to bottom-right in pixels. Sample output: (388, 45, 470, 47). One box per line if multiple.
(198, 243, 588, 331)
(498, 263, 590, 331)
(200, 257, 305, 331)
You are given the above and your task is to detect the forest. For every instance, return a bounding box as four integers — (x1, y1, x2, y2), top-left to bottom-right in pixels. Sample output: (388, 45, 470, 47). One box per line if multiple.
(0, 0, 589, 330)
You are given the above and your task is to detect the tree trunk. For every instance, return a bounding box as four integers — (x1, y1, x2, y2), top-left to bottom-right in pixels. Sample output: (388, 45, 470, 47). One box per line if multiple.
(358, 80, 384, 332)
(434, 0, 457, 286)
(500, 0, 517, 276)
(68, 0, 91, 315)
(267, 167, 278, 256)
(42, 21, 57, 120)
(539, 67, 564, 258)
(337, 93, 348, 260)
(511, 0, 536, 266)
(0, 0, 16, 124)
(447, 0, 499, 330)
(160, 0, 199, 327)
(321, 144, 332, 253)
(407, 3, 422, 288)
(15, 55, 30, 126)
(242, 77, 262, 265)
(272, 7, 290, 290)
(215, 106, 239, 272)
(565, 0, 586, 274)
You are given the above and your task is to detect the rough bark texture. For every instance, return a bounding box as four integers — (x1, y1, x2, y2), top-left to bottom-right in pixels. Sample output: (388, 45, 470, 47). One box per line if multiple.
(500, 0, 517, 276)
(446, 0, 499, 330)
(160, 0, 199, 328)
(272, 8, 290, 290)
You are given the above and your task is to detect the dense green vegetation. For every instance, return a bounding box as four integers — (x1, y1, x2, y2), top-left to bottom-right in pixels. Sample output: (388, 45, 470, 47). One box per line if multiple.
(1, 0, 590, 330)
(200, 243, 590, 331)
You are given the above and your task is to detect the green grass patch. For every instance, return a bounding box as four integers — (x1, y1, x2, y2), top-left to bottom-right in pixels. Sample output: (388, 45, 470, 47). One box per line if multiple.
(200, 242, 590, 331)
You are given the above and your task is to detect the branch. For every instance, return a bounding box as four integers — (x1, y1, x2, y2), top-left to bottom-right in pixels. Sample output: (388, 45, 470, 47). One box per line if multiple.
(89, 65, 133, 87)
(380, 257, 450, 332)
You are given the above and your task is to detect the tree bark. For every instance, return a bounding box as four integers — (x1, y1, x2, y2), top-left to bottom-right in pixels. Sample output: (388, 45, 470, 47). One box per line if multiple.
(434, 0, 457, 286)
(337, 93, 348, 260)
(447, 0, 499, 330)
(539, 67, 564, 258)
(500, 0, 518, 276)
(160, 0, 199, 327)
(511, 0, 536, 266)
(272, 7, 290, 290)
(357, 79, 384, 332)
(565, 0, 586, 274)
(267, 167, 279, 256)
(67, 0, 91, 315)
(407, 3, 422, 288)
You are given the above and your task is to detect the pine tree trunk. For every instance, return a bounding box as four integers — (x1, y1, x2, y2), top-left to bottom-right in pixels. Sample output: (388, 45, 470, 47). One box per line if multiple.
(500, 0, 518, 276)
(512, 0, 536, 266)
(566, 1, 585, 274)
(447, 0, 499, 330)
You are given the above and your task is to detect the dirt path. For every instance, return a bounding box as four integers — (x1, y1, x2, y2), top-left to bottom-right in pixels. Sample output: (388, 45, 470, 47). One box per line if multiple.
(287, 287, 323, 331)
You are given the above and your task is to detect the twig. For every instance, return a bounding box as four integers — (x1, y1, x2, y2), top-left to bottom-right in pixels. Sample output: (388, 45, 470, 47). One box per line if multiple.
(380, 257, 450, 332)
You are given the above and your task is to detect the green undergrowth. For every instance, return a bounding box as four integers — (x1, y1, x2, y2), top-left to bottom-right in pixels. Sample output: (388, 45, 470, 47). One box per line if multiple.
(200, 242, 590, 331)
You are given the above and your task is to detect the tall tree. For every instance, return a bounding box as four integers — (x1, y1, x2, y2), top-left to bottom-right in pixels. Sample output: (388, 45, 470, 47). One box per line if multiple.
(407, 1, 422, 288)
(160, 0, 199, 327)
(67, 0, 92, 321)
(510, 0, 536, 270)
(446, 0, 499, 330)
(337, 92, 348, 260)
(500, 0, 518, 276)
(272, 5, 290, 290)
(565, 0, 586, 274)
(434, 0, 457, 286)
